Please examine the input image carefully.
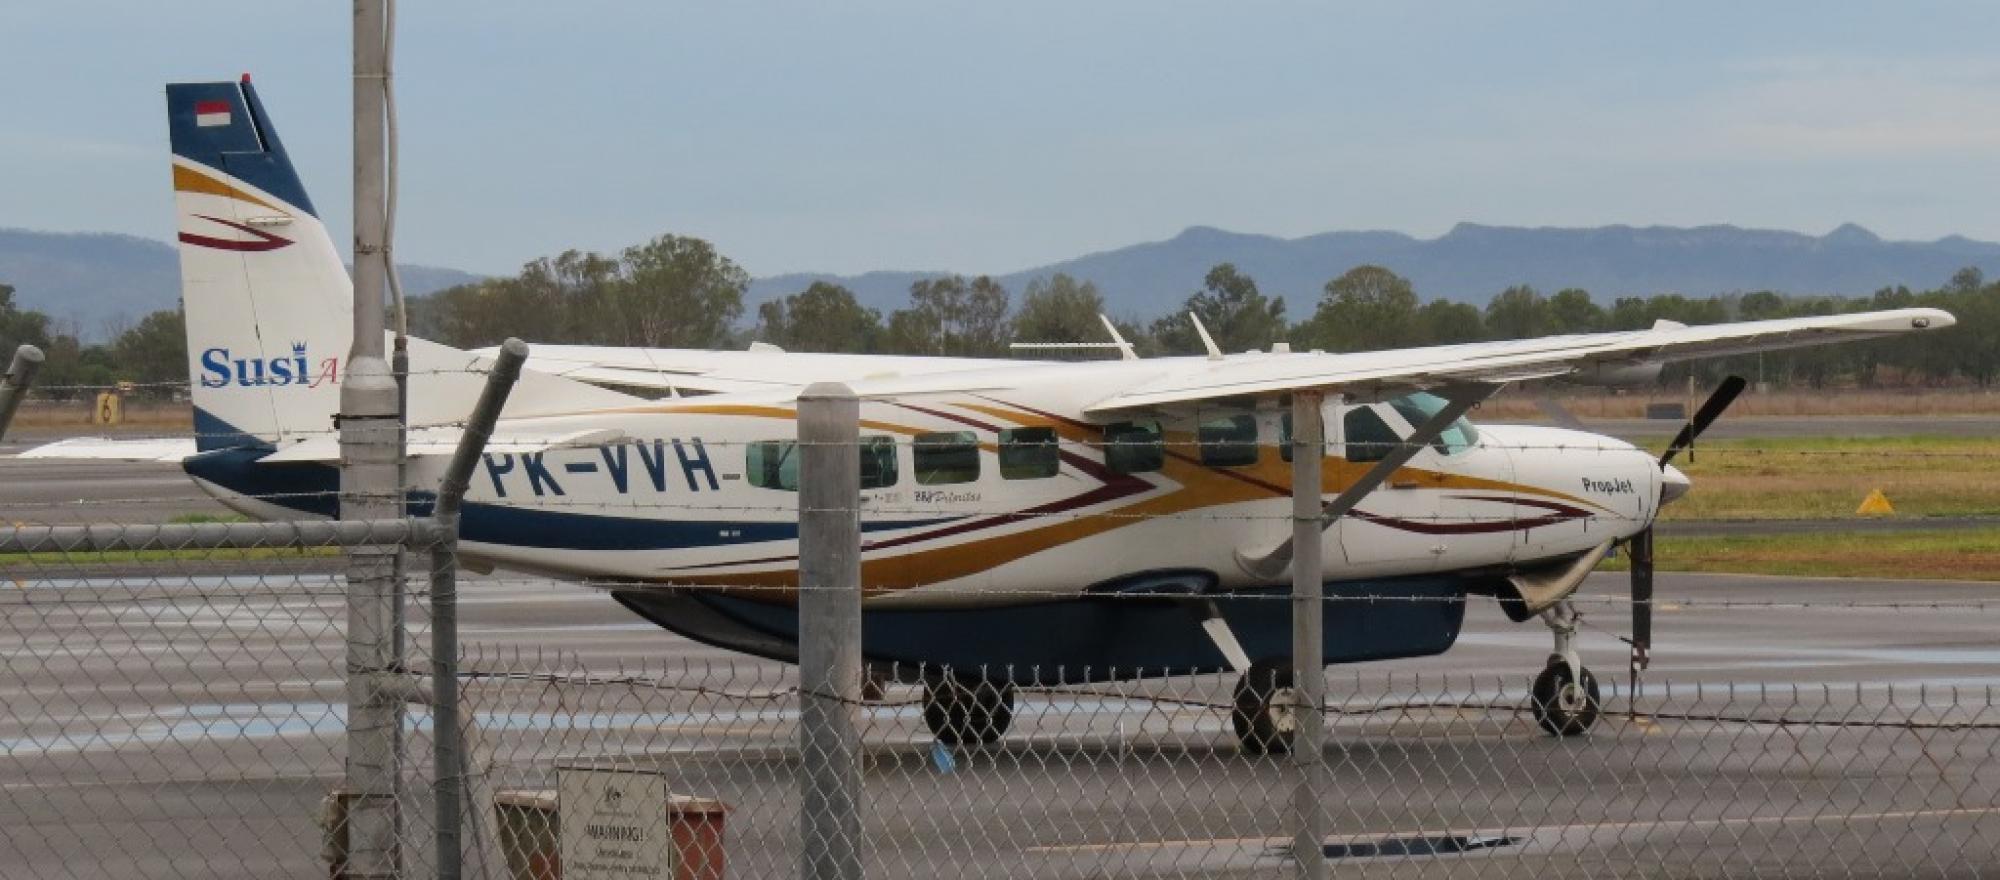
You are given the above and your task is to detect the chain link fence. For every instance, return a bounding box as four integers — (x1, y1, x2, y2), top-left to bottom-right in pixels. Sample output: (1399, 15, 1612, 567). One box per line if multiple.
(452, 628, 1998, 879)
(0, 520, 453, 880)
(3, 371, 1997, 877)
(3, 528, 1998, 878)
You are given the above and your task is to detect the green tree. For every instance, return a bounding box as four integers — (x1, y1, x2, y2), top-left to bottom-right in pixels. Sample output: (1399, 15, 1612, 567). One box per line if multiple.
(111, 308, 187, 386)
(1484, 285, 1554, 339)
(1012, 274, 1112, 358)
(1416, 299, 1485, 345)
(885, 275, 1011, 356)
(1150, 263, 1286, 354)
(584, 235, 747, 348)
(756, 281, 881, 353)
(1547, 288, 1604, 334)
(1302, 265, 1421, 352)
(0, 284, 53, 354)
(1737, 291, 1788, 321)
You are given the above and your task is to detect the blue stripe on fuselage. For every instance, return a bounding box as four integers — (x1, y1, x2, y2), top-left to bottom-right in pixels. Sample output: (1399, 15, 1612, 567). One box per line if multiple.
(181, 423, 960, 552)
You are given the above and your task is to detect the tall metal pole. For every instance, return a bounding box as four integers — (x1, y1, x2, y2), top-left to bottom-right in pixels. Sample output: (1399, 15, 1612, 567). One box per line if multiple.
(430, 339, 527, 880)
(796, 382, 863, 880)
(343, 1, 407, 876)
(0, 345, 46, 441)
(1290, 392, 1328, 879)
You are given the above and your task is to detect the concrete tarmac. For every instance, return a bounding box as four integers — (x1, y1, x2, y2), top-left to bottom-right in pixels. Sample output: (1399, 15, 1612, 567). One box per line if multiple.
(3, 436, 1997, 877)
(0, 567, 1992, 879)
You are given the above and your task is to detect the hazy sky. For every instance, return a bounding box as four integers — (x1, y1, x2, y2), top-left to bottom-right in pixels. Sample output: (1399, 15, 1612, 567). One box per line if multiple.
(5, 2, 2000, 277)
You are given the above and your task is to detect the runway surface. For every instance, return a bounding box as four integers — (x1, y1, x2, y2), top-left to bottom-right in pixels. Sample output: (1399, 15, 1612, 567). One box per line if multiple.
(3, 435, 1997, 877)
(1, 565, 1993, 878)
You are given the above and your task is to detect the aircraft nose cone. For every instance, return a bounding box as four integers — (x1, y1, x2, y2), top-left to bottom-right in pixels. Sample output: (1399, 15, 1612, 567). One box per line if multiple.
(1660, 464, 1692, 506)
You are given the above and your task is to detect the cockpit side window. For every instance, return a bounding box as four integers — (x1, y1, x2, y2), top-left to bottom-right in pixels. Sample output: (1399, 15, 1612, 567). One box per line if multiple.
(1386, 392, 1479, 455)
(1343, 406, 1401, 463)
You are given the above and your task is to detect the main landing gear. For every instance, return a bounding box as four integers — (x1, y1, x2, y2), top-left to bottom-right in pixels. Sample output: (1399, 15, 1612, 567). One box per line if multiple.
(1231, 657, 1298, 755)
(1531, 600, 1601, 736)
(921, 674, 1015, 746)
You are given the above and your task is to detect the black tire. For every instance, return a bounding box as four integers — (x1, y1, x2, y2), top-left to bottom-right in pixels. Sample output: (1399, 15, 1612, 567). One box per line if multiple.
(1531, 660, 1601, 737)
(1231, 657, 1297, 755)
(922, 677, 1014, 746)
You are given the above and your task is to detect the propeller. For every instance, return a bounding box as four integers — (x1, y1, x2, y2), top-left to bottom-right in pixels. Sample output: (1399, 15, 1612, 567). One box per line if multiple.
(1629, 375, 1746, 695)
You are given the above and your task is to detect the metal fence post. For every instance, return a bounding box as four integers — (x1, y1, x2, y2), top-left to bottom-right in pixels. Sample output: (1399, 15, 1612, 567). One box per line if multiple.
(1290, 392, 1328, 879)
(0, 344, 46, 441)
(430, 339, 527, 880)
(797, 382, 862, 880)
(343, 0, 406, 876)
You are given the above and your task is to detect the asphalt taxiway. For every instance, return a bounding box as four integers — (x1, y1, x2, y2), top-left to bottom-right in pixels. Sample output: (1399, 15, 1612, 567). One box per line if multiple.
(1, 567, 1992, 878)
(2, 435, 1996, 877)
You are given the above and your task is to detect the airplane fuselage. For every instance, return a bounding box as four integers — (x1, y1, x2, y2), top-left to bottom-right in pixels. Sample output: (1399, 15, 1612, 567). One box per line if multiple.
(190, 360, 1660, 610)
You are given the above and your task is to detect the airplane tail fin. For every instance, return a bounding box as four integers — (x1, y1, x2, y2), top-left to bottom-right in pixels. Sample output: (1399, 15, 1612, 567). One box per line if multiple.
(167, 77, 634, 453)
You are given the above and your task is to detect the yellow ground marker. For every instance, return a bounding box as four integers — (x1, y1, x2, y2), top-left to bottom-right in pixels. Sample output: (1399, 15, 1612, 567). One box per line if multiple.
(1856, 489, 1896, 516)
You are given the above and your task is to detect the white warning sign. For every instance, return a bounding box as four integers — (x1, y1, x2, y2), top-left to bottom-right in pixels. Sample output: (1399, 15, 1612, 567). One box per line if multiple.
(559, 767, 674, 879)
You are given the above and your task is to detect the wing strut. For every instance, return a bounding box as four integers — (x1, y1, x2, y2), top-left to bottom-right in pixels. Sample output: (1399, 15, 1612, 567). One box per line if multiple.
(1236, 383, 1500, 579)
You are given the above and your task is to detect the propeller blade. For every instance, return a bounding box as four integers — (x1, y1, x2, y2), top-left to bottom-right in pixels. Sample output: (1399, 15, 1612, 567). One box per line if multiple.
(1659, 375, 1747, 468)
(1628, 526, 1655, 695)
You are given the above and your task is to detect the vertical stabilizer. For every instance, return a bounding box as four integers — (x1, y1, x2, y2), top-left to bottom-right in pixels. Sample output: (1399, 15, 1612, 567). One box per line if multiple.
(167, 78, 636, 453)
(169, 77, 349, 451)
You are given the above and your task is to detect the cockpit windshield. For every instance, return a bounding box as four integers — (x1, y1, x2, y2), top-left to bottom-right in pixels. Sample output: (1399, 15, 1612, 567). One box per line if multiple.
(1387, 392, 1480, 454)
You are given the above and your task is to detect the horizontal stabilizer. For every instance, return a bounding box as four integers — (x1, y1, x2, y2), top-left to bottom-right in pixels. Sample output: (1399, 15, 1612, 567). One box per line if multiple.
(14, 437, 198, 463)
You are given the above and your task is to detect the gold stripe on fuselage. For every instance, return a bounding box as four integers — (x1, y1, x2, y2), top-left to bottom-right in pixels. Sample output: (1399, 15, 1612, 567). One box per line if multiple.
(609, 399, 1613, 594)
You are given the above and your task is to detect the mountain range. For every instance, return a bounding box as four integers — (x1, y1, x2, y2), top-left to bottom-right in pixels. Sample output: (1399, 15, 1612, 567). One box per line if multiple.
(0, 228, 481, 341)
(8, 222, 1999, 339)
(752, 222, 2000, 318)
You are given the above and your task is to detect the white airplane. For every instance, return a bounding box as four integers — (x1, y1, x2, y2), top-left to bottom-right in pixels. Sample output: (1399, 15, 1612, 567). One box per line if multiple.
(22, 77, 1957, 752)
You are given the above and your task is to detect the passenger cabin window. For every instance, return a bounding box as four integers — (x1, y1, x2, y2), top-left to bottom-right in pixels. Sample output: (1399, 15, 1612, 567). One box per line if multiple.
(914, 431, 980, 485)
(1343, 407, 1401, 463)
(999, 427, 1060, 480)
(1102, 421, 1163, 474)
(749, 436, 898, 492)
(746, 440, 800, 491)
(1197, 414, 1260, 467)
(859, 436, 898, 489)
(1387, 392, 1479, 454)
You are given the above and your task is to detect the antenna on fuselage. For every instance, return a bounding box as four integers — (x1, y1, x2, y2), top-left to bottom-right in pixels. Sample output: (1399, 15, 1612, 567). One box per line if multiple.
(1188, 312, 1224, 361)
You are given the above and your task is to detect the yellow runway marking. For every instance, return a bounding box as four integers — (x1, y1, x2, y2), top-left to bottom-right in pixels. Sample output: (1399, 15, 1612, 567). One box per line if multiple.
(1024, 805, 2000, 854)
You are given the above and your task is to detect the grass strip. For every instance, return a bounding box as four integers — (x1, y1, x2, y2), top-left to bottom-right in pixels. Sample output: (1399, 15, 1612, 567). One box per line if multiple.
(1601, 527, 2000, 582)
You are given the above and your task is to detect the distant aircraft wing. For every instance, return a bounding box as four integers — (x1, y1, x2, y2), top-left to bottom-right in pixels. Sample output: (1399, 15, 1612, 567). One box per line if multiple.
(1083, 308, 1953, 416)
(12, 437, 199, 463)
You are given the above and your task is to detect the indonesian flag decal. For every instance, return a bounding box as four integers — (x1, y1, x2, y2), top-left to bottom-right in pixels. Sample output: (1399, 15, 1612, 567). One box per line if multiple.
(194, 100, 231, 128)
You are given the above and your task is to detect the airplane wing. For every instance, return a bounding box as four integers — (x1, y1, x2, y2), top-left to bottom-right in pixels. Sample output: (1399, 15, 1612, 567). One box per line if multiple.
(476, 343, 1030, 395)
(1083, 308, 1953, 415)
(12, 437, 199, 463)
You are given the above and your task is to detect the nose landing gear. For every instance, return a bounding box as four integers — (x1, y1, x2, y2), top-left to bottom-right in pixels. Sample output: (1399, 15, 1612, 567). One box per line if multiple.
(1531, 600, 1601, 736)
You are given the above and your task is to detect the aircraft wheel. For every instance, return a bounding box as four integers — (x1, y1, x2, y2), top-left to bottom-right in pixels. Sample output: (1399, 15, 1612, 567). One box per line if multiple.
(923, 676, 1014, 746)
(1231, 657, 1298, 755)
(1531, 660, 1600, 737)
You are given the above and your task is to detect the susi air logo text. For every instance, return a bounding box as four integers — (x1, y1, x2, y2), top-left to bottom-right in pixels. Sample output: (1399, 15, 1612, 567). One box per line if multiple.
(199, 342, 339, 389)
